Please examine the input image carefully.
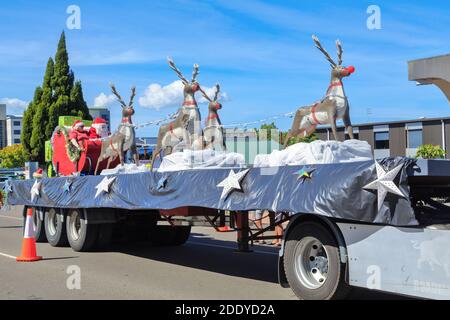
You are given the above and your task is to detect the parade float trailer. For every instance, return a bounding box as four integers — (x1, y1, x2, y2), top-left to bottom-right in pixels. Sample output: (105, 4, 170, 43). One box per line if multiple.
(5, 48, 450, 300)
(4, 157, 450, 300)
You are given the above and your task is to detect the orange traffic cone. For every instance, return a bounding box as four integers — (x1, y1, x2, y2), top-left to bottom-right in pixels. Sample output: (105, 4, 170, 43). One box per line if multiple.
(16, 208, 42, 262)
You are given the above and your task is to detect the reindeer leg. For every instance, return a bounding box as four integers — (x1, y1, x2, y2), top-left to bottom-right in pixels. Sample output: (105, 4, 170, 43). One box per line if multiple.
(329, 111, 339, 141)
(94, 145, 104, 175)
(284, 109, 306, 148)
(94, 157, 101, 175)
(343, 105, 354, 140)
(132, 145, 140, 166)
(106, 157, 112, 171)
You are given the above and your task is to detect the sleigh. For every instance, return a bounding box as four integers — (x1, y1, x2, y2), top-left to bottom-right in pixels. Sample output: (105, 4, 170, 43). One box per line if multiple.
(50, 117, 120, 176)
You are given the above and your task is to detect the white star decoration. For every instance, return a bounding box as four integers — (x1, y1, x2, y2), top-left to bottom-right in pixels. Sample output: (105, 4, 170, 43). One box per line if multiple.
(363, 161, 406, 211)
(95, 176, 116, 198)
(30, 180, 41, 202)
(3, 180, 12, 193)
(217, 169, 250, 200)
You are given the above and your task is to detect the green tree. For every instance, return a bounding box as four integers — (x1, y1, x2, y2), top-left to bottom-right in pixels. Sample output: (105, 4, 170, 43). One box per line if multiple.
(0, 144, 27, 168)
(23, 31, 91, 164)
(47, 31, 91, 138)
(255, 122, 278, 141)
(415, 144, 445, 159)
(31, 58, 54, 162)
(21, 86, 42, 160)
(71, 80, 91, 119)
(47, 32, 72, 134)
(281, 131, 318, 147)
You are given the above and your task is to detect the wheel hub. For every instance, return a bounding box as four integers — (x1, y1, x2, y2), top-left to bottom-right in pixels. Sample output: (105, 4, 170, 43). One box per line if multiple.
(69, 210, 81, 241)
(47, 209, 58, 236)
(294, 237, 329, 289)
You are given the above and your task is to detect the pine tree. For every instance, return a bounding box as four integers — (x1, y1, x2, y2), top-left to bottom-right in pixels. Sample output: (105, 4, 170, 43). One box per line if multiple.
(30, 58, 54, 163)
(47, 32, 72, 135)
(23, 31, 90, 163)
(21, 86, 42, 160)
(71, 80, 92, 120)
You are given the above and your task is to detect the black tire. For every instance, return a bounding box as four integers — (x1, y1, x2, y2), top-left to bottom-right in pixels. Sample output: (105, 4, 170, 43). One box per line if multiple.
(24, 206, 47, 242)
(44, 208, 69, 247)
(95, 223, 114, 249)
(283, 221, 350, 300)
(66, 208, 99, 252)
(149, 225, 191, 246)
(174, 226, 191, 245)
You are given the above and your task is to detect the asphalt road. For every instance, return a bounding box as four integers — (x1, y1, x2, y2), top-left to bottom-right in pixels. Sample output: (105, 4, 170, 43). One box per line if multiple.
(0, 205, 406, 300)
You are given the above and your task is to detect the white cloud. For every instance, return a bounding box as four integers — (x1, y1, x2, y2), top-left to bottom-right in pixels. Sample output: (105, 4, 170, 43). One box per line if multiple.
(0, 98, 29, 112)
(138, 80, 184, 110)
(93, 93, 116, 107)
(139, 80, 229, 110)
(197, 85, 229, 104)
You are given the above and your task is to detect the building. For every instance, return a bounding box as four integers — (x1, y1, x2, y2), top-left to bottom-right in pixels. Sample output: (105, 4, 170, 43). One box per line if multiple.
(89, 107, 111, 131)
(0, 104, 6, 149)
(315, 117, 450, 158)
(6, 115, 23, 146)
(225, 128, 282, 164)
(408, 54, 450, 103)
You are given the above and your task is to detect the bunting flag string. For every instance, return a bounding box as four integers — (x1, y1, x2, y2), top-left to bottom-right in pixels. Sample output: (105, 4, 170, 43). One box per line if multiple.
(133, 110, 297, 130)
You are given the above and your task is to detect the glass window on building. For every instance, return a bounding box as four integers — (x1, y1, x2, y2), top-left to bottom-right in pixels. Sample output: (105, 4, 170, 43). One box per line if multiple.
(14, 138, 20, 144)
(374, 132, 389, 149)
(407, 129, 422, 148)
(14, 130, 21, 135)
(13, 121, 21, 126)
(406, 123, 423, 149)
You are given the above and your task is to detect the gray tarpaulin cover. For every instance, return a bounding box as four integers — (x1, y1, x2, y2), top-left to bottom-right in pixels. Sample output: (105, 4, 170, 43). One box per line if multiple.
(6, 157, 418, 226)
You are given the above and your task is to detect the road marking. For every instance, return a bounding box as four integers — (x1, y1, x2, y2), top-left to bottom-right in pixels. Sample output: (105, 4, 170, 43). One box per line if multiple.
(187, 241, 278, 256)
(0, 251, 16, 260)
(0, 215, 22, 221)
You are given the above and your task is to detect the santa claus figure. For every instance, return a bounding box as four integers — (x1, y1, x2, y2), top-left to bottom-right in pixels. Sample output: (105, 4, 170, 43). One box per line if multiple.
(89, 117, 109, 139)
(69, 120, 89, 152)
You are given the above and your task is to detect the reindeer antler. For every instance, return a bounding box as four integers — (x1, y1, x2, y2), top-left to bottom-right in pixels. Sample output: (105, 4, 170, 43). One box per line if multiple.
(198, 85, 212, 102)
(312, 35, 337, 67)
(336, 40, 343, 66)
(167, 57, 188, 84)
(192, 64, 199, 82)
(129, 86, 136, 107)
(110, 83, 127, 108)
(213, 83, 220, 101)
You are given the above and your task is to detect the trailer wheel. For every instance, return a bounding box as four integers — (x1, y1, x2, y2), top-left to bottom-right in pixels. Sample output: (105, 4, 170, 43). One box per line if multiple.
(24, 206, 47, 242)
(284, 221, 350, 300)
(149, 226, 191, 246)
(173, 226, 191, 245)
(44, 208, 68, 247)
(66, 209, 98, 252)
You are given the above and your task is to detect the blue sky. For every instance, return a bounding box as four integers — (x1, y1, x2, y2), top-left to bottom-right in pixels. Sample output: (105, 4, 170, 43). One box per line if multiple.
(0, 0, 449, 136)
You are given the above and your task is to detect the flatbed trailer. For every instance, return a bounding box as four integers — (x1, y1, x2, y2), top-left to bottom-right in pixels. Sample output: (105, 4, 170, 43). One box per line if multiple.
(5, 158, 450, 299)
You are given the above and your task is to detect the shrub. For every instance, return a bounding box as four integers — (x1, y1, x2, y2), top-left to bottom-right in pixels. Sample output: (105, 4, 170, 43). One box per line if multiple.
(415, 144, 445, 159)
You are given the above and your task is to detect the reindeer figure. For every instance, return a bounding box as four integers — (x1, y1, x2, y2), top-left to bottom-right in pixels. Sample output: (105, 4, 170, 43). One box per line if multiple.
(151, 110, 191, 169)
(94, 84, 139, 175)
(199, 84, 226, 151)
(167, 57, 203, 150)
(284, 35, 355, 147)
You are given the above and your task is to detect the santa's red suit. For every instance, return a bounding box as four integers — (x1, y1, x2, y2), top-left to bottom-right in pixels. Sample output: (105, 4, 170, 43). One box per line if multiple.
(69, 120, 89, 142)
